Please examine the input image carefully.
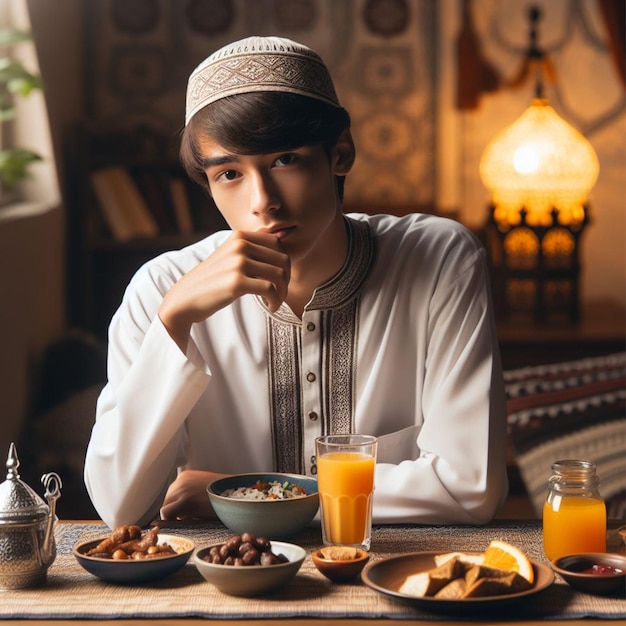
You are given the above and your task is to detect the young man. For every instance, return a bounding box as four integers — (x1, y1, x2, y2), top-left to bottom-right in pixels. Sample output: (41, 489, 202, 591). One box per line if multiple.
(84, 36, 508, 530)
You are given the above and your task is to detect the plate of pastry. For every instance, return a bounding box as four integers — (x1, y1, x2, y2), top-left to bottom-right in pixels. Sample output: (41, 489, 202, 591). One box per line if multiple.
(361, 542, 554, 612)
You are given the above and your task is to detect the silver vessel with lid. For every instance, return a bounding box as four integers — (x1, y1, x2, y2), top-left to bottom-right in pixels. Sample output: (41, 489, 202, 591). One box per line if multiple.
(0, 442, 62, 589)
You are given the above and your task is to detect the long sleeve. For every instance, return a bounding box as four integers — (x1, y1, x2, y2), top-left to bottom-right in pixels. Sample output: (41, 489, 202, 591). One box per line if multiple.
(364, 219, 508, 524)
(85, 321, 210, 529)
(84, 250, 212, 529)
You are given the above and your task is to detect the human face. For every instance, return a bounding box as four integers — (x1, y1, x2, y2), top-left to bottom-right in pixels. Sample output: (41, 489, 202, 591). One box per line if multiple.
(200, 137, 349, 274)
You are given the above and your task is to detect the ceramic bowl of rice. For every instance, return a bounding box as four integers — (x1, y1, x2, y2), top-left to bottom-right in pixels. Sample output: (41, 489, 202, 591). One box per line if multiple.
(207, 473, 319, 540)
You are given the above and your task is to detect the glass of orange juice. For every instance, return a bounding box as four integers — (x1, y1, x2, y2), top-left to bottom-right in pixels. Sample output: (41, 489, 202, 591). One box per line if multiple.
(315, 434, 377, 551)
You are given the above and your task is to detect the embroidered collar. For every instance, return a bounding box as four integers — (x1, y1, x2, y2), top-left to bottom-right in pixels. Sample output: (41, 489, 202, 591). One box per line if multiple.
(257, 216, 377, 324)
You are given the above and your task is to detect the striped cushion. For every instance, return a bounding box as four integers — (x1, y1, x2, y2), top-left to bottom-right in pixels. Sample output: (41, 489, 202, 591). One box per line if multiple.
(505, 352, 625, 518)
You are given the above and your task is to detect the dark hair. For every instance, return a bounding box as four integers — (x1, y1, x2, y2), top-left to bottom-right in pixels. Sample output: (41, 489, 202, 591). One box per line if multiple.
(180, 91, 351, 196)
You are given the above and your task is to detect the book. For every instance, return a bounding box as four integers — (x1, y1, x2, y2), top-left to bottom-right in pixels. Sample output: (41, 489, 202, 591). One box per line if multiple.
(90, 167, 159, 241)
(135, 171, 178, 235)
(169, 177, 194, 235)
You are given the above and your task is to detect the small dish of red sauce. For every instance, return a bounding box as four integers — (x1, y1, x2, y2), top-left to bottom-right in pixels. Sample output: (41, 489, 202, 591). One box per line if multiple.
(551, 553, 626, 595)
(578, 563, 623, 576)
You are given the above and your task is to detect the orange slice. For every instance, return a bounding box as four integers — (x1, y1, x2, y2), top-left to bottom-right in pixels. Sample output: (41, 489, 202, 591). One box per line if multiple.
(482, 540, 534, 584)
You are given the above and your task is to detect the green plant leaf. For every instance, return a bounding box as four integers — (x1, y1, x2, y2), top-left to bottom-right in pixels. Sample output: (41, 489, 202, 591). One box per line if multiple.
(0, 148, 43, 189)
(0, 59, 40, 86)
(8, 74, 42, 96)
(0, 95, 15, 120)
(0, 28, 43, 191)
(0, 29, 32, 46)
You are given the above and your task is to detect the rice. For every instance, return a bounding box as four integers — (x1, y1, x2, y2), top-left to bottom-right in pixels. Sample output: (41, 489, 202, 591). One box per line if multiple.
(221, 480, 308, 500)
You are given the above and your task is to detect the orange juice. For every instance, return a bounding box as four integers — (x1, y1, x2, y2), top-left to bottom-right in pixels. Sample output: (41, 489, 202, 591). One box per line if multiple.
(317, 451, 375, 547)
(543, 496, 607, 560)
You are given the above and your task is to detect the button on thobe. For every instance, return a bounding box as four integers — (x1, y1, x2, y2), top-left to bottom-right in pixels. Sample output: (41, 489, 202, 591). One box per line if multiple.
(301, 310, 322, 474)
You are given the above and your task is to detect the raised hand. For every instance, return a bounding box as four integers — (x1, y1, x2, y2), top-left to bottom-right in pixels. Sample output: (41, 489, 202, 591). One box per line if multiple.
(159, 230, 290, 351)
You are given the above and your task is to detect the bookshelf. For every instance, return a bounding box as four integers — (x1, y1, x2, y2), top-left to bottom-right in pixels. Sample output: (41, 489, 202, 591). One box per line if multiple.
(66, 123, 228, 339)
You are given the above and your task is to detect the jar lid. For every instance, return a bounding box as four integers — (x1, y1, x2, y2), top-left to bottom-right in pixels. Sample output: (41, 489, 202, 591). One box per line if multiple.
(0, 443, 47, 523)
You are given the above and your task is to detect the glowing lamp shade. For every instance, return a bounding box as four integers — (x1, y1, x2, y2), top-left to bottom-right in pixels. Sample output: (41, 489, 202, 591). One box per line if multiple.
(479, 99, 599, 227)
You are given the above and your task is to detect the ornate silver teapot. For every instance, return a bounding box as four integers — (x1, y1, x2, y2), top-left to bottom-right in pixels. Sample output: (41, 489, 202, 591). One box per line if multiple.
(0, 442, 62, 589)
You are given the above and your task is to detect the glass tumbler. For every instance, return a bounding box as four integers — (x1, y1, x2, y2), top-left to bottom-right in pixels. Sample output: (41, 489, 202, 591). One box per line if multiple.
(315, 434, 377, 551)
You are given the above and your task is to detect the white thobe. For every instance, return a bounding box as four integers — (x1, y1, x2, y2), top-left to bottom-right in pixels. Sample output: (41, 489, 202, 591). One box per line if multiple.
(84, 213, 508, 529)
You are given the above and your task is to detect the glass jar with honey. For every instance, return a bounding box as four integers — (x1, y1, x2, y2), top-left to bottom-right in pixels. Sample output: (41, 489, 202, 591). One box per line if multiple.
(542, 459, 607, 561)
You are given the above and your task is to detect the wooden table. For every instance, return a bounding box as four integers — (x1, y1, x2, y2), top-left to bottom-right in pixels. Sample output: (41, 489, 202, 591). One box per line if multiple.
(19, 618, 593, 626)
(7, 520, 625, 624)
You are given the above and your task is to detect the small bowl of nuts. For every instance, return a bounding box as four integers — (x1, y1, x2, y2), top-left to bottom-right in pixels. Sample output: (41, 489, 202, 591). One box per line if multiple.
(311, 545, 370, 583)
(194, 532, 306, 596)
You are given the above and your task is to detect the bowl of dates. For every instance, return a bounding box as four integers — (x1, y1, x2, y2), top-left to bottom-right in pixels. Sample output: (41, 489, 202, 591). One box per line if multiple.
(73, 525, 194, 584)
(194, 532, 305, 596)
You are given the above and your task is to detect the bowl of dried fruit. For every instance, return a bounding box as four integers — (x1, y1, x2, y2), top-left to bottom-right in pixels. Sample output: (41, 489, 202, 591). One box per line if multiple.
(311, 545, 370, 582)
(207, 473, 319, 539)
(73, 525, 195, 584)
(194, 532, 306, 596)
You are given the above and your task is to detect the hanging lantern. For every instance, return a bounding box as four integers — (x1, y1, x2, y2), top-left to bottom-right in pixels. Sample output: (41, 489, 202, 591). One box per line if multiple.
(479, 95, 601, 323)
(479, 98, 599, 228)
(478, 4, 602, 323)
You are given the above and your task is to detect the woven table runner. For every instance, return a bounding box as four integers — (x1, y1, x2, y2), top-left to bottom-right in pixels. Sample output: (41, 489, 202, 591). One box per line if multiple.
(3, 521, 625, 620)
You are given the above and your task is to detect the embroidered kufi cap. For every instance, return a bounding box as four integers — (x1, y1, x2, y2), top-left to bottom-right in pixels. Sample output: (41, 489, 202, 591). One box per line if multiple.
(185, 36, 340, 125)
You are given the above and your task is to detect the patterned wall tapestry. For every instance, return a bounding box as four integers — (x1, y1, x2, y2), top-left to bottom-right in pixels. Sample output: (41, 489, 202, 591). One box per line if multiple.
(84, 0, 437, 213)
